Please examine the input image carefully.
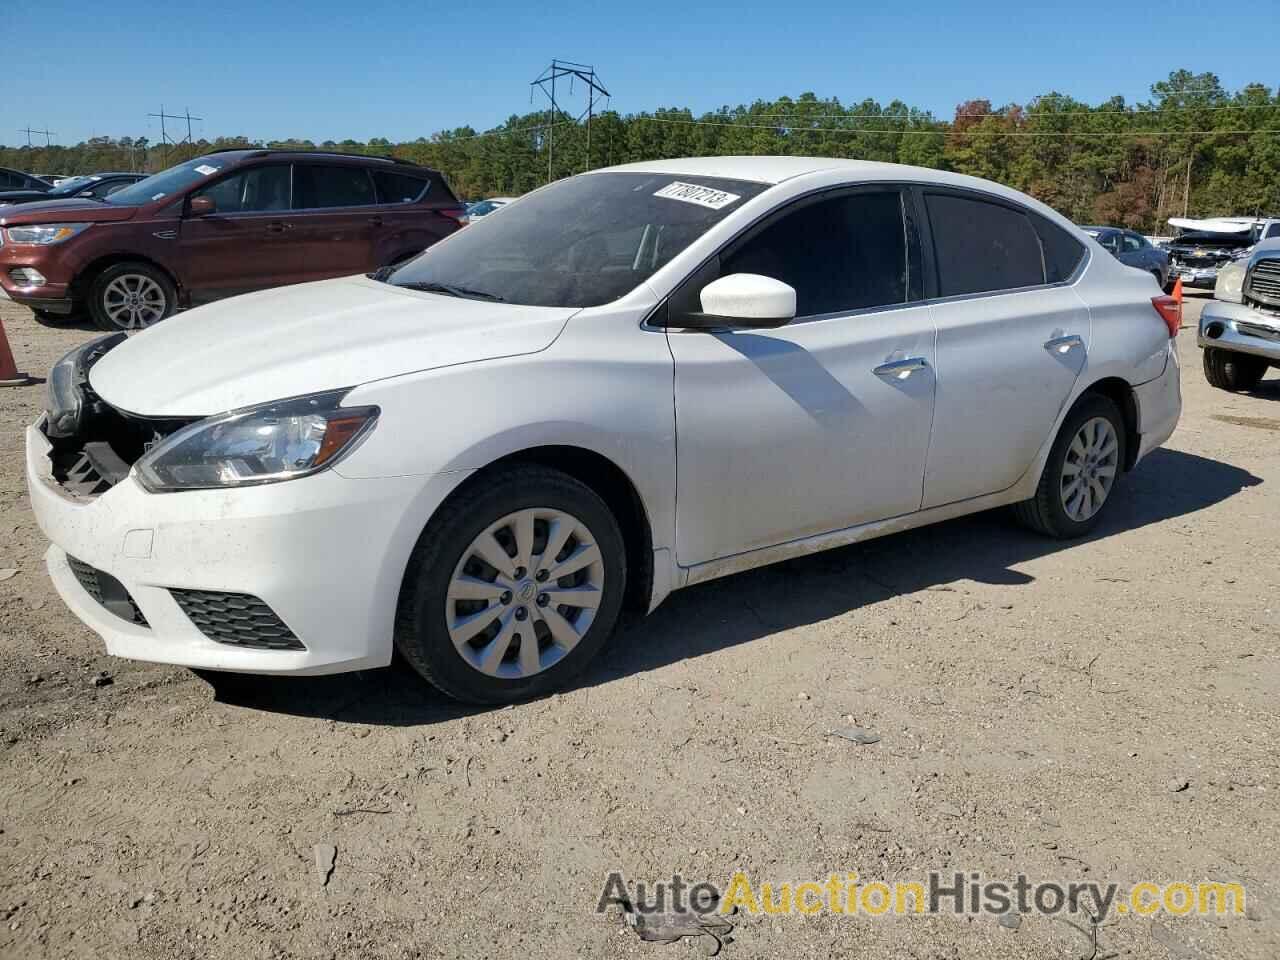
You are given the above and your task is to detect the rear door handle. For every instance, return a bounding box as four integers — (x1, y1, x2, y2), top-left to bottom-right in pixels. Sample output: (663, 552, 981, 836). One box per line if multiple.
(1044, 334, 1084, 354)
(266, 221, 292, 234)
(873, 357, 930, 379)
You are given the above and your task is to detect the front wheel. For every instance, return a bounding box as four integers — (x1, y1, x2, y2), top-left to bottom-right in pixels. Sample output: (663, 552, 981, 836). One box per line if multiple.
(1203, 347, 1267, 392)
(395, 466, 627, 704)
(88, 262, 176, 331)
(1013, 393, 1126, 539)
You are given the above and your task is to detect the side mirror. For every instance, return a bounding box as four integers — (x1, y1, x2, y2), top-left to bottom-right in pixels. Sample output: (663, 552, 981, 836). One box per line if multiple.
(679, 273, 796, 330)
(188, 195, 216, 217)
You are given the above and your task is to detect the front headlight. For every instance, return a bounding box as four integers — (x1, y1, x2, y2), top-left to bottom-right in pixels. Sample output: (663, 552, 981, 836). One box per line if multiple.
(1214, 259, 1247, 304)
(136, 390, 379, 493)
(5, 223, 91, 245)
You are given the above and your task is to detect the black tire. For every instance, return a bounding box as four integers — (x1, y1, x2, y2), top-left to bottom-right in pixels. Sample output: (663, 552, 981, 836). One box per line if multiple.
(1203, 347, 1266, 392)
(395, 466, 627, 704)
(88, 262, 177, 331)
(1013, 392, 1127, 539)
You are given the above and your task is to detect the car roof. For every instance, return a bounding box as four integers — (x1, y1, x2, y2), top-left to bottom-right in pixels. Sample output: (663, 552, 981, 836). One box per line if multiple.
(196, 149, 438, 172)
(587, 156, 1072, 213)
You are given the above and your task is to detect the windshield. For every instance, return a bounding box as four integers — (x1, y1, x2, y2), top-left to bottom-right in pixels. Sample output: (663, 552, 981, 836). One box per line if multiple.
(104, 156, 231, 206)
(387, 172, 769, 308)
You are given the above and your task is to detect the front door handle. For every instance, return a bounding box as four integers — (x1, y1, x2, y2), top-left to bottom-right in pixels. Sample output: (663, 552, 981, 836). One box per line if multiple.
(1044, 334, 1084, 354)
(873, 357, 930, 379)
(266, 221, 293, 234)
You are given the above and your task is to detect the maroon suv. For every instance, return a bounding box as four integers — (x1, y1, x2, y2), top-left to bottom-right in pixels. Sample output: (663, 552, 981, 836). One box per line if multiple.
(0, 150, 463, 330)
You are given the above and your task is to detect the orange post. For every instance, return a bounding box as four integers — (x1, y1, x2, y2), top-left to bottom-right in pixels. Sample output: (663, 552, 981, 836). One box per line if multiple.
(1171, 277, 1184, 327)
(0, 317, 31, 387)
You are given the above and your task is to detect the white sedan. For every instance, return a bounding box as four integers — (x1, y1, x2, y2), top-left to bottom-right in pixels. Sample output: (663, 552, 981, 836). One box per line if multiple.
(26, 157, 1182, 703)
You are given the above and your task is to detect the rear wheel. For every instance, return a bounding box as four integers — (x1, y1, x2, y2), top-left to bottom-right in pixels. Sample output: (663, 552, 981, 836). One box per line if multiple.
(88, 262, 176, 331)
(1203, 347, 1267, 392)
(1014, 393, 1126, 539)
(395, 466, 627, 704)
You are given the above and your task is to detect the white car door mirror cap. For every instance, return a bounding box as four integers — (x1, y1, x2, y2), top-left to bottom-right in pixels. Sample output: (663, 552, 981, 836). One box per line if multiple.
(687, 273, 797, 329)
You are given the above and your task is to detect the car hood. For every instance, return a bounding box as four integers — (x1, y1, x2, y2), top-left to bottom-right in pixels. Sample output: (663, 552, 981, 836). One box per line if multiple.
(89, 276, 576, 417)
(0, 198, 138, 225)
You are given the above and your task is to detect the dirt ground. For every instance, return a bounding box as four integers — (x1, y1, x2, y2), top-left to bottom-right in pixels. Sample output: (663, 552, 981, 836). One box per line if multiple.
(0, 291, 1277, 960)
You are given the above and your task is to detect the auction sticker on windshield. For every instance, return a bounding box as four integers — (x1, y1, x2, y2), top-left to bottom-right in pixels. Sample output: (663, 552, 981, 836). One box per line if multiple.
(653, 181, 742, 210)
(194, 165, 220, 176)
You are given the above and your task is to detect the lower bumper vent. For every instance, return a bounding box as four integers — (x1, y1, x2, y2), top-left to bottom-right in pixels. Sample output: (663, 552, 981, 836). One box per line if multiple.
(66, 556, 149, 626)
(170, 590, 304, 650)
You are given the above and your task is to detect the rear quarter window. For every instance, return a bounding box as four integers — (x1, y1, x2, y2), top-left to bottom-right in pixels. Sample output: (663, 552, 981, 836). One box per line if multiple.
(1031, 214, 1087, 282)
(294, 165, 377, 209)
(925, 192, 1045, 297)
(374, 170, 429, 204)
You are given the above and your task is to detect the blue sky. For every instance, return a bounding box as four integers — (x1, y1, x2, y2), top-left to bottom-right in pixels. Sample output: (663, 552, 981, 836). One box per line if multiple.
(6, 0, 1276, 146)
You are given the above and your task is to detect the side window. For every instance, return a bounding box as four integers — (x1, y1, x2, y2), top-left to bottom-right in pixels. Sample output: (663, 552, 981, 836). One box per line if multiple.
(294, 165, 376, 209)
(191, 165, 291, 213)
(87, 180, 123, 199)
(720, 190, 909, 317)
(1121, 234, 1143, 253)
(925, 193, 1045, 296)
(0, 171, 17, 188)
(373, 170, 428, 204)
(1266, 223, 1280, 240)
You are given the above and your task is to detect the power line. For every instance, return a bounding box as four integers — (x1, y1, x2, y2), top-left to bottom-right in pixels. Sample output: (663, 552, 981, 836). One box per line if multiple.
(531, 59, 609, 181)
(629, 115, 1280, 138)
(18, 126, 56, 147)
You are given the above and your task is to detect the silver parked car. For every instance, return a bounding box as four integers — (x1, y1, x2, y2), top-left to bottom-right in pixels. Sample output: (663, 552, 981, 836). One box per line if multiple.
(1199, 237, 1280, 391)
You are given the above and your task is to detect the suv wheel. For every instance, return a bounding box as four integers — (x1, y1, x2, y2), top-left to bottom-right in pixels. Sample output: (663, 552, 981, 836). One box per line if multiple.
(395, 466, 627, 704)
(1203, 347, 1267, 392)
(1014, 393, 1126, 539)
(88, 262, 176, 331)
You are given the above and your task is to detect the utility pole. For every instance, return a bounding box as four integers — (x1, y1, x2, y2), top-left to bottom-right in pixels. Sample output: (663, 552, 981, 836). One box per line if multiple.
(18, 127, 55, 148)
(147, 106, 204, 168)
(531, 60, 609, 182)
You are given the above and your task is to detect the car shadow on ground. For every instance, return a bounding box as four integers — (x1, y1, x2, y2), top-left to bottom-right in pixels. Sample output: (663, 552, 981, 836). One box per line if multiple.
(199, 447, 1260, 725)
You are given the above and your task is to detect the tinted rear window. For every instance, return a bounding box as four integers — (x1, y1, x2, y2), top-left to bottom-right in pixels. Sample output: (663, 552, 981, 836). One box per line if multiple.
(294, 165, 376, 209)
(925, 193, 1044, 296)
(374, 170, 429, 204)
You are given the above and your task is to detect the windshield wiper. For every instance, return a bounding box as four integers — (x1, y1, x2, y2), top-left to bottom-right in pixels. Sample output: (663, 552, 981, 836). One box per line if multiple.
(394, 281, 505, 302)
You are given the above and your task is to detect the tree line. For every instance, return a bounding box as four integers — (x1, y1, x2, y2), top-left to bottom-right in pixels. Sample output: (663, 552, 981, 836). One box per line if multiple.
(3, 70, 1277, 232)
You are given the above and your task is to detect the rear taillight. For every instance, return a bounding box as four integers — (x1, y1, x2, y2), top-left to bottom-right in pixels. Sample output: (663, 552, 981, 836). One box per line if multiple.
(436, 206, 466, 225)
(1151, 295, 1181, 338)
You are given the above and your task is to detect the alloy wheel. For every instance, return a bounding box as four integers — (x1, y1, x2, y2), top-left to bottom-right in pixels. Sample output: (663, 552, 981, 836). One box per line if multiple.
(445, 508, 605, 679)
(1060, 416, 1119, 522)
(102, 273, 167, 329)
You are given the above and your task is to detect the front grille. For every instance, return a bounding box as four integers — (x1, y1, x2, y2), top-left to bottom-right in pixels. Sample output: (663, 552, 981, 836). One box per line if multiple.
(1246, 258, 1280, 307)
(66, 556, 149, 626)
(171, 590, 304, 650)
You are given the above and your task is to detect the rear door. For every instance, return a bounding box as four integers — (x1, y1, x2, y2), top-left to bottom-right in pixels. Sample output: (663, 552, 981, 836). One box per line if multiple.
(668, 186, 938, 567)
(177, 163, 295, 301)
(290, 163, 380, 282)
(919, 190, 1089, 508)
(370, 169, 456, 266)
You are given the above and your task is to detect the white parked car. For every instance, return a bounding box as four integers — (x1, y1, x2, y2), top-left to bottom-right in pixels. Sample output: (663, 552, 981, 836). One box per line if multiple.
(26, 157, 1182, 703)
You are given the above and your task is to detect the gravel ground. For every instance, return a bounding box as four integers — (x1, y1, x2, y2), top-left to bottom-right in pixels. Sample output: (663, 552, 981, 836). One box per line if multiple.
(0, 292, 1277, 959)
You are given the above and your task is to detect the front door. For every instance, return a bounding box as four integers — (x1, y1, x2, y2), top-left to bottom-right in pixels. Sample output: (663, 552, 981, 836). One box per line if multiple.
(918, 190, 1088, 508)
(178, 163, 296, 301)
(668, 187, 938, 568)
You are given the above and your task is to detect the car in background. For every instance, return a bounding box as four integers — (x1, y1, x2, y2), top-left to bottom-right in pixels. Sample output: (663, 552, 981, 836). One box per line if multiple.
(462, 197, 516, 223)
(0, 149, 464, 329)
(0, 172, 145, 208)
(1081, 225, 1170, 289)
(1160, 217, 1280, 288)
(1199, 237, 1280, 392)
(0, 167, 53, 193)
(24, 157, 1181, 703)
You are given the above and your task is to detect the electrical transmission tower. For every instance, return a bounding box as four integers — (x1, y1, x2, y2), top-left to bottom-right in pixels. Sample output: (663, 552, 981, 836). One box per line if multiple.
(19, 126, 55, 147)
(530, 60, 609, 183)
(147, 106, 204, 168)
